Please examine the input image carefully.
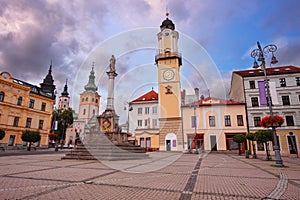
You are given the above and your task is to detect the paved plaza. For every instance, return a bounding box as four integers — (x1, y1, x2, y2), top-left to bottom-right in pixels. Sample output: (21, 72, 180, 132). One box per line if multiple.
(0, 150, 299, 200)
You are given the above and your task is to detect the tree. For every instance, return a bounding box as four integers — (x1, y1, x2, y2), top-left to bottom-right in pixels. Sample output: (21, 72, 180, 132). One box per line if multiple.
(233, 134, 246, 155)
(254, 130, 273, 160)
(21, 130, 41, 151)
(0, 129, 5, 140)
(246, 132, 256, 158)
(52, 108, 73, 141)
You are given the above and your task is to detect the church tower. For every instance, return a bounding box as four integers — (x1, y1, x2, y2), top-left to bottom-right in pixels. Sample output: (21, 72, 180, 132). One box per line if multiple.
(40, 61, 56, 100)
(155, 12, 183, 151)
(78, 65, 100, 124)
(58, 79, 70, 110)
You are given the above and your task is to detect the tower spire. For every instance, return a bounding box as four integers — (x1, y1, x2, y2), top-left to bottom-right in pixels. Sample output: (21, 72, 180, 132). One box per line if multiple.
(61, 78, 69, 97)
(84, 63, 98, 92)
(40, 61, 56, 99)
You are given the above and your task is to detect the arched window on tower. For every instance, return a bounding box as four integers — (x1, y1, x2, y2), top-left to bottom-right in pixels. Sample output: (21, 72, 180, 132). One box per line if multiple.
(83, 109, 86, 115)
(86, 97, 88, 102)
(0, 92, 4, 102)
(17, 96, 22, 105)
(95, 99, 98, 103)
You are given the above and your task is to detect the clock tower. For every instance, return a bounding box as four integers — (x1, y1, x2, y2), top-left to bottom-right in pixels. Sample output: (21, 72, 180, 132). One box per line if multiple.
(155, 13, 183, 151)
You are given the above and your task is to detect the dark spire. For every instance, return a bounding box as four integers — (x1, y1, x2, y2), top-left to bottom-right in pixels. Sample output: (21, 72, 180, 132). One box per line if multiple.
(84, 63, 98, 92)
(40, 61, 56, 99)
(61, 79, 69, 97)
(160, 11, 175, 31)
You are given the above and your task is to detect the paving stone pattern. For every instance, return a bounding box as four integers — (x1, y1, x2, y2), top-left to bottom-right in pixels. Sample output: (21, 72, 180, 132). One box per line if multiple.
(0, 152, 299, 199)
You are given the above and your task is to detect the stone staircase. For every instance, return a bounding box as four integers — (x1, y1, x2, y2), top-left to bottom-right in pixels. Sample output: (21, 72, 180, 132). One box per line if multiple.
(63, 131, 149, 160)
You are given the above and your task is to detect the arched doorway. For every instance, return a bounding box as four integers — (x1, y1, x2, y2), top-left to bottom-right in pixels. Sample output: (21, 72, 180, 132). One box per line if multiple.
(165, 133, 177, 151)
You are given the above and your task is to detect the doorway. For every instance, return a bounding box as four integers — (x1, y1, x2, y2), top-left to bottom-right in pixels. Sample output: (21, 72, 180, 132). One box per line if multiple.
(210, 135, 217, 151)
(287, 133, 298, 155)
(166, 140, 171, 151)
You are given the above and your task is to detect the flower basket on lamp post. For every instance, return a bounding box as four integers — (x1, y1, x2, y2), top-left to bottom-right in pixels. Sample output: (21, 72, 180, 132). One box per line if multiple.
(260, 115, 284, 128)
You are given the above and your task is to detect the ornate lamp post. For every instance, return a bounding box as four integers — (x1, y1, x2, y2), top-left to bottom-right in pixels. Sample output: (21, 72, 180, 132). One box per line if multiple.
(250, 41, 283, 167)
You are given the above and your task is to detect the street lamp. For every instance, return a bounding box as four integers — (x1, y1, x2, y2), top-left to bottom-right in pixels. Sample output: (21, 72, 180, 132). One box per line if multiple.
(250, 41, 283, 167)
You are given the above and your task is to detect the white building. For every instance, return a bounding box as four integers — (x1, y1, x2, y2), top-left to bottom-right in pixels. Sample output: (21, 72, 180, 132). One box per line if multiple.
(229, 65, 300, 157)
(128, 89, 159, 150)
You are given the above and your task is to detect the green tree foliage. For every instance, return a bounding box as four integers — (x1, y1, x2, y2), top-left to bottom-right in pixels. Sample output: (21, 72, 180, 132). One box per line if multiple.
(254, 130, 273, 143)
(254, 130, 273, 160)
(0, 129, 5, 140)
(233, 134, 246, 155)
(21, 130, 41, 151)
(52, 108, 74, 140)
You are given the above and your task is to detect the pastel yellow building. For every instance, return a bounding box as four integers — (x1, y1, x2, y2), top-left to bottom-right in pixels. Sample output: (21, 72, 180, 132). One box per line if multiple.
(0, 67, 55, 148)
(182, 97, 248, 152)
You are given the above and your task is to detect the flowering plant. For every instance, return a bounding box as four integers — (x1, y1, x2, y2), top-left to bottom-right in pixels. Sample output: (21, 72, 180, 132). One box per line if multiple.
(260, 115, 284, 128)
(48, 133, 58, 140)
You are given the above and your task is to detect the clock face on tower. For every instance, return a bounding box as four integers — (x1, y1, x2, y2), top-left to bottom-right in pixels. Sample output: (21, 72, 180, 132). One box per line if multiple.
(163, 69, 175, 81)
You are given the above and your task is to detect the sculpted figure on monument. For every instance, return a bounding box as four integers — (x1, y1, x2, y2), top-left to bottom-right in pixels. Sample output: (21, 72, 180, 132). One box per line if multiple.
(109, 55, 116, 72)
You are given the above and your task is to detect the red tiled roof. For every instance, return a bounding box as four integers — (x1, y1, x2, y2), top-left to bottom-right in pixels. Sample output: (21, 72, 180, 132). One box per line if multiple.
(233, 65, 300, 77)
(131, 90, 158, 103)
(185, 97, 244, 107)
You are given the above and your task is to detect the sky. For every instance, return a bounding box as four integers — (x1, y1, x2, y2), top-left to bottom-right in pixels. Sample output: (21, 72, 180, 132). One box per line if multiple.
(1, 0, 300, 123)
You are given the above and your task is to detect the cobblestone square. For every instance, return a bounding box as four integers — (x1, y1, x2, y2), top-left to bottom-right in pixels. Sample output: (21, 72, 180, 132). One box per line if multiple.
(0, 151, 299, 199)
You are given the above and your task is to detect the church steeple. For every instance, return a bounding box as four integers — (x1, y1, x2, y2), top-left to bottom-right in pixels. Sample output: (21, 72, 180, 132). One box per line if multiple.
(40, 61, 56, 100)
(58, 78, 70, 110)
(61, 79, 69, 97)
(84, 63, 98, 92)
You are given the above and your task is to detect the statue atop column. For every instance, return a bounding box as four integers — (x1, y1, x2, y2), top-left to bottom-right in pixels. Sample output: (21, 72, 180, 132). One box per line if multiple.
(109, 55, 116, 73)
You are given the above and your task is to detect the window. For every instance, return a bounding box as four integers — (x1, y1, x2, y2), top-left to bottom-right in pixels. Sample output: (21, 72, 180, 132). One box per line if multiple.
(144, 119, 148, 127)
(224, 115, 231, 126)
(13, 117, 19, 127)
(209, 116, 215, 127)
(282, 96, 290, 106)
(266, 96, 273, 106)
(29, 99, 35, 108)
(254, 117, 261, 127)
(237, 115, 244, 126)
(82, 98, 84, 102)
(83, 109, 86, 115)
(285, 116, 294, 126)
(152, 119, 158, 127)
(92, 98, 94, 102)
(26, 118, 32, 128)
(140, 138, 144, 148)
(145, 107, 150, 114)
(95, 99, 98, 103)
(138, 107, 142, 114)
(85, 97, 88, 101)
(152, 106, 157, 114)
(0, 92, 4, 102)
(249, 81, 255, 89)
(191, 116, 196, 128)
(137, 120, 142, 127)
(251, 97, 259, 107)
(17, 96, 22, 105)
(296, 77, 300, 86)
(146, 137, 151, 148)
(41, 102, 46, 111)
(93, 109, 95, 115)
(280, 78, 286, 87)
(39, 120, 44, 130)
